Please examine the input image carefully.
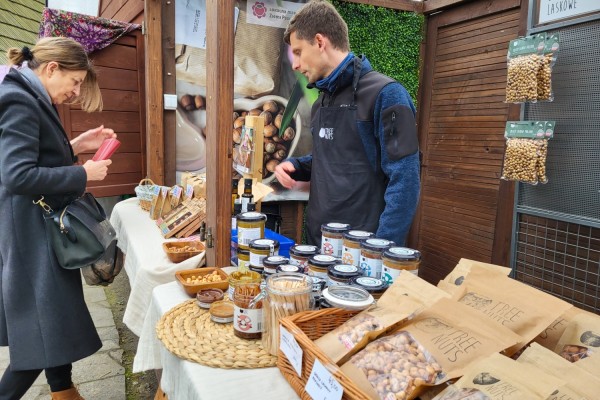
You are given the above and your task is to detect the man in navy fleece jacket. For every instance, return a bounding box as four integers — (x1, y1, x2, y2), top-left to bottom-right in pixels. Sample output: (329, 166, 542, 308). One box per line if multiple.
(274, 0, 420, 247)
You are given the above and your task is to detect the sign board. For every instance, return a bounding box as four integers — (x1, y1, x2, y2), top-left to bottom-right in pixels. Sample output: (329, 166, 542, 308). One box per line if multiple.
(538, 0, 600, 25)
(47, 0, 99, 17)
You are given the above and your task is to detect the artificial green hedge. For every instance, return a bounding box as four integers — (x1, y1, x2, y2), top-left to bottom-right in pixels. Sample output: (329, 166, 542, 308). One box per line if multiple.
(331, 1, 423, 106)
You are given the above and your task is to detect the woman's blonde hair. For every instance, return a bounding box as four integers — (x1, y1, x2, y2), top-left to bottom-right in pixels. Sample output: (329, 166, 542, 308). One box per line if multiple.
(7, 37, 103, 112)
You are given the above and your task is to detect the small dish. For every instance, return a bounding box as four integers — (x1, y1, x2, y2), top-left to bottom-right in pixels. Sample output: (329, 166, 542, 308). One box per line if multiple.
(163, 240, 205, 263)
(196, 288, 225, 309)
(209, 300, 234, 324)
(175, 267, 229, 297)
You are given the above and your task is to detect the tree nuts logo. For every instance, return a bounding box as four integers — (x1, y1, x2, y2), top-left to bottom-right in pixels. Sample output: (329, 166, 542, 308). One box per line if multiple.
(252, 2, 267, 19)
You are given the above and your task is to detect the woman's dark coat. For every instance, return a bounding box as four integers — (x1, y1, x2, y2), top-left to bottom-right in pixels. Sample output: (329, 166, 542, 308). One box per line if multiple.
(0, 68, 101, 371)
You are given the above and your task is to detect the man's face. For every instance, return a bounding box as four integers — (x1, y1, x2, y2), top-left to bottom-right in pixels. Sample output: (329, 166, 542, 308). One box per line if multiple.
(289, 31, 327, 84)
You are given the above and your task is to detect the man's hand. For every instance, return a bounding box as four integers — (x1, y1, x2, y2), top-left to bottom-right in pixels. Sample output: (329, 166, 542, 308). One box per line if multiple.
(274, 161, 298, 189)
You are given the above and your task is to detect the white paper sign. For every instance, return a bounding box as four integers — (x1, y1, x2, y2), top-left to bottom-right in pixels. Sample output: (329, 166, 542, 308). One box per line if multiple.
(246, 0, 304, 28)
(305, 359, 343, 400)
(279, 325, 303, 377)
(538, 0, 600, 24)
(175, 0, 240, 49)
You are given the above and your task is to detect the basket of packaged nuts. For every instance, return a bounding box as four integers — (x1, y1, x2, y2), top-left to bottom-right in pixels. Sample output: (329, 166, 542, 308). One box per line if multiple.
(163, 240, 205, 263)
(278, 308, 367, 400)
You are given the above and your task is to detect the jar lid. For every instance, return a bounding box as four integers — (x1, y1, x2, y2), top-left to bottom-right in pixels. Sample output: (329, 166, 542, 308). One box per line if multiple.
(249, 238, 280, 250)
(348, 276, 389, 293)
(266, 272, 313, 295)
(328, 264, 360, 279)
(237, 248, 250, 256)
(237, 212, 267, 222)
(343, 230, 374, 241)
(318, 296, 333, 309)
(360, 238, 395, 252)
(308, 254, 338, 268)
(321, 222, 351, 233)
(263, 255, 289, 268)
(322, 286, 375, 310)
(249, 265, 264, 274)
(276, 264, 302, 274)
(289, 244, 319, 257)
(382, 247, 421, 262)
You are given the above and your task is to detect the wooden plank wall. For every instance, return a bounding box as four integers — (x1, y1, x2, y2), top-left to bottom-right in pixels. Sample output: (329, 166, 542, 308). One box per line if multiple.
(414, 0, 524, 284)
(58, 33, 146, 197)
(100, 0, 144, 24)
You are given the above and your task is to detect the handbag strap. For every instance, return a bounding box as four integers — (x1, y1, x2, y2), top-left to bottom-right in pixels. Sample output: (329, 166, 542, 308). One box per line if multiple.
(33, 196, 53, 213)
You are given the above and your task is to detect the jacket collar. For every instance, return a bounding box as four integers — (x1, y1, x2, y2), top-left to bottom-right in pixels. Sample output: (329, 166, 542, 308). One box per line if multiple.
(309, 54, 373, 95)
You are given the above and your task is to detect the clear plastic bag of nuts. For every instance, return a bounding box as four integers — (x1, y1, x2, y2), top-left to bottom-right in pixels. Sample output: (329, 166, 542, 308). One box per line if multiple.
(501, 121, 555, 185)
(505, 32, 559, 104)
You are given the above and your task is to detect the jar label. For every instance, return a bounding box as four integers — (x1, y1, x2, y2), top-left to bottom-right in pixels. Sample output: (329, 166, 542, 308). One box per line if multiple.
(327, 277, 347, 287)
(314, 254, 336, 262)
(354, 277, 383, 287)
(238, 227, 261, 247)
(238, 258, 248, 270)
(333, 264, 358, 273)
(360, 255, 383, 278)
(307, 268, 328, 279)
(231, 216, 236, 230)
(249, 252, 266, 267)
(342, 246, 360, 267)
(382, 265, 418, 284)
(322, 236, 343, 257)
(389, 247, 417, 256)
(289, 256, 309, 273)
(233, 307, 263, 334)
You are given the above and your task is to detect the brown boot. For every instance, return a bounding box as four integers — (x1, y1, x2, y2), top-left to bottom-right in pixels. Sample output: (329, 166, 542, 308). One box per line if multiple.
(50, 386, 85, 400)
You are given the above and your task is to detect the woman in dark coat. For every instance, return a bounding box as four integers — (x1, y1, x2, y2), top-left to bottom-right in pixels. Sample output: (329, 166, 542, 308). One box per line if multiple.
(0, 37, 116, 399)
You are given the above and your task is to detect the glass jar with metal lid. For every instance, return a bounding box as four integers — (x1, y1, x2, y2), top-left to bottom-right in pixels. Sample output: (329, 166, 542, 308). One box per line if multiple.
(381, 247, 422, 284)
(360, 238, 395, 278)
(307, 254, 337, 279)
(327, 264, 361, 287)
(348, 276, 389, 300)
(321, 285, 375, 311)
(321, 222, 351, 257)
(263, 255, 289, 278)
(237, 248, 250, 270)
(289, 244, 319, 273)
(341, 230, 373, 266)
(236, 212, 267, 250)
(249, 238, 279, 268)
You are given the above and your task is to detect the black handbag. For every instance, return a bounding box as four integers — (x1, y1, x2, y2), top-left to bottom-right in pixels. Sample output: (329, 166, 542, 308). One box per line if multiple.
(35, 193, 118, 270)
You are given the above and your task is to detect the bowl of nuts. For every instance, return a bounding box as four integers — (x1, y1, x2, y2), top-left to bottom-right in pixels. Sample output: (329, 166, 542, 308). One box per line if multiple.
(163, 240, 205, 263)
(175, 267, 229, 297)
(233, 95, 302, 184)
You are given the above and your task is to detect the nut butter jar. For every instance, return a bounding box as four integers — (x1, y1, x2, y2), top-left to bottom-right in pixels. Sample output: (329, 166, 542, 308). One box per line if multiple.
(236, 212, 267, 250)
(348, 276, 388, 300)
(307, 254, 337, 279)
(381, 247, 422, 284)
(289, 244, 319, 273)
(249, 238, 280, 268)
(262, 255, 289, 278)
(321, 222, 351, 257)
(359, 238, 395, 278)
(341, 230, 373, 266)
(327, 264, 361, 287)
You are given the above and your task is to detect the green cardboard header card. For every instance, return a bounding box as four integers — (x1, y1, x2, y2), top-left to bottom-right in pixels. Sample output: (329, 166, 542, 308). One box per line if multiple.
(508, 33, 546, 57)
(505, 121, 555, 139)
(544, 33, 560, 54)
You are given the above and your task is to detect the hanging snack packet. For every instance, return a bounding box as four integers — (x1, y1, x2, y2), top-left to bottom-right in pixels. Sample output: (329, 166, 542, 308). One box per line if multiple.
(432, 353, 563, 400)
(517, 342, 600, 400)
(501, 121, 554, 185)
(449, 265, 571, 356)
(555, 312, 600, 363)
(341, 298, 521, 400)
(505, 33, 545, 103)
(537, 33, 559, 102)
(315, 271, 450, 364)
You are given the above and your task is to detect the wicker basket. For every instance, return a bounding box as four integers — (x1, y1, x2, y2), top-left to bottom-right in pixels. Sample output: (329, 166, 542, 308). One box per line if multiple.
(278, 308, 368, 400)
(134, 178, 155, 211)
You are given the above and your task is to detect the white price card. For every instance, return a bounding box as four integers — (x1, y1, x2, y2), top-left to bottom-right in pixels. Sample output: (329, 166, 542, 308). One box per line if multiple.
(279, 325, 303, 377)
(305, 359, 343, 400)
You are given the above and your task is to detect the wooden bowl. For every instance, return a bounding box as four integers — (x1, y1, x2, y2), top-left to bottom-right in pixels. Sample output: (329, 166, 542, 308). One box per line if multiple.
(163, 240, 205, 263)
(175, 267, 229, 297)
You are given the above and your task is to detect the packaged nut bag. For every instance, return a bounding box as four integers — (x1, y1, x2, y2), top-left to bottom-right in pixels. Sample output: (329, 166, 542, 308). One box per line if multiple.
(517, 342, 600, 400)
(505, 33, 546, 104)
(449, 265, 571, 356)
(315, 271, 450, 364)
(554, 312, 600, 363)
(532, 306, 600, 351)
(341, 298, 521, 400)
(440, 258, 512, 287)
(432, 353, 563, 400)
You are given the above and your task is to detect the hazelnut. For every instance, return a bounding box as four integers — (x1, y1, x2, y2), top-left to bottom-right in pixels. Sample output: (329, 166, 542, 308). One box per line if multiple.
(194, 95, 205, 109)
(266, 159, 280, 173)
(264, 140, 276, 154)
(273, 149, 287, 160)
(233, 128, 242, 144)
(234, 116, 245, 129)
(282, 127, 295, 141)
(260, 110, 273, 126)
(262, 100, 279, 114)
(180, 94, 195, 111)
(263, 124, 278, 138)
(249, 108, 262, 117)
(274, 114, 283, 129)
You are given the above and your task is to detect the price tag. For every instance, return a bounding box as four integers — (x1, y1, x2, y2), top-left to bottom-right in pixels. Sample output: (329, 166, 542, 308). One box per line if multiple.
(279, 326, 302, 377)
(305, 359, 343, 400)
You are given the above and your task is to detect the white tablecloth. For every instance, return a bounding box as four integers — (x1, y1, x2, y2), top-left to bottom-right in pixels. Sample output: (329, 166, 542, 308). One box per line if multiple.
(110, 198, 205, 336)
(134, 281, 300, 400)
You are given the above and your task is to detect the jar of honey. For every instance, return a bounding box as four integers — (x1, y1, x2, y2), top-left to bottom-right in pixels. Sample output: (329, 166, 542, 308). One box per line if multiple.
(233, 283, 263, 339)
(289, 244, 319, 273)
(249, 239, 280, 268)
(236, 212, 267, 250)
(381, 247, 422, 284)
(359, 238, 395, 278)
(321, 222, 351, 257)
(341, 230, 373, 266)
(307, 254, 337, 279)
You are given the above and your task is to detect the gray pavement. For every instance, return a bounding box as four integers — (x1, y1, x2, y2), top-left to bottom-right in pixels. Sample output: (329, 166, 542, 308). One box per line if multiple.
(0, 281, 126, 399)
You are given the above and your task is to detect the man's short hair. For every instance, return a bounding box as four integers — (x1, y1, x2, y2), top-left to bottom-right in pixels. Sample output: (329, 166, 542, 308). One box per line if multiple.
(284, 0, 350, 52)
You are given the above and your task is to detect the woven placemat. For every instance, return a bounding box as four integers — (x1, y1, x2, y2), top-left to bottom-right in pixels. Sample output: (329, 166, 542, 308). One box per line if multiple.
(156, 299, 277, 369)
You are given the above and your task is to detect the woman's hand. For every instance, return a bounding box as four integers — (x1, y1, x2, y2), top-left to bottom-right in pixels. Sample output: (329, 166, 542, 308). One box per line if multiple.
(71, 125, 117, 155)
(83, 159, 112, 181)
